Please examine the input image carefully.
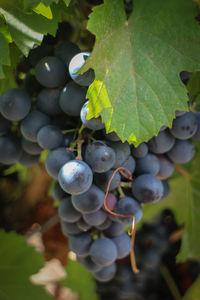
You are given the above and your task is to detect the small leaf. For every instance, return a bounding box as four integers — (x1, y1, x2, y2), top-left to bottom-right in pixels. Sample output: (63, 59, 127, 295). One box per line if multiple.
(84, 0, 200, 145)
(182, 276, 200, 300)
(0, 230, 53, 300)
(62, 259, 98, 300)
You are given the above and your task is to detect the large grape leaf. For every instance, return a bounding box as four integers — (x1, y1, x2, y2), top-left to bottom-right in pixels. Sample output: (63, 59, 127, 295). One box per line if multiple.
(83, 0, 200, 145)
(0, 230, 53, 300)
(62, 259, 98, 300)
(0, 0, 62, 56)
(141, 145, 200, 261)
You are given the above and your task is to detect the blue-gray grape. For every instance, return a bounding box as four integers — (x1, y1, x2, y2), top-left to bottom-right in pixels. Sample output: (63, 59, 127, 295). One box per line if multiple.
(71, 184, 105, 214)
(37, 125, 63, 150)
(35, 56, 67, 88)
(85, 141, 116, 173)
(58, 160, 93, 195)
(90, 237, 117, 266)
(58, 197, 81, 223)
(20, 111, 51, 142)
(37, 88, 62, 116)
(170, 112, 197, 140)
(59, 81, 86, 116)
(148, 130, 175, 154)
(69, 52, 95, 86)
(0, 88, 31, 121)
(167, 139, 195, 164)
(132, 174, 164, 204)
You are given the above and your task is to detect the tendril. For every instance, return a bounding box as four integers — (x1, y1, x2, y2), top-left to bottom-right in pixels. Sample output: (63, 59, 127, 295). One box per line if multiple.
(103, 166, 139, 274)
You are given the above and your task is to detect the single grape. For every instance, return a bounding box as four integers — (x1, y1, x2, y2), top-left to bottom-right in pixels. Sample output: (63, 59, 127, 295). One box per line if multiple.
(35, 56, 67, 88)
(20, 111, 51, 142)
(85, 141, 116, 173)
(58, 160, 93, 195)
(132, 174, 164, 204)
(157, 155, 174, 180)
(21, 137, 43, 155)
(94, 263, 116, 282)
(54, 41, 80, 67)
(83, 209, 107, 226)
(45, 147, 75, 179)
(0, 114, 11, 136)
(170, 112, 197, 140)
(94, 169, 121, 192)
(0, 135, 21, 165)
(69, 52, 95, 86)
(37, 88, 62, 116)
(52, 182, 68, 202)
(71, 184, 105, 214)
(58, 197, 81, 223)
(135, 153, 160, 176)
(0, 88, 31, 121)
(131, 143, 148, 158)
(61, 221, 81, 236)
(69, 232, 93, 257)
(114, 196, 143, 225)
(59, 81, 86, 116)
(148, 130, 175, 154)
(18, 151, 40, 167)
(104, 222, 124, 237)
(90, 237, 117, 266)
(37, 125, 63, 150)
(80, 101, 105, 130)
(112, 233, 131, 259)
(109, 141, 131, 168)
(167, 139, 195, 164)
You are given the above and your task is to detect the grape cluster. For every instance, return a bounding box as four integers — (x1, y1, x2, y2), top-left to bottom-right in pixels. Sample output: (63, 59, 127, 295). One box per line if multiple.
(96, 210, 200, 300)
(0, 31, 200, 283)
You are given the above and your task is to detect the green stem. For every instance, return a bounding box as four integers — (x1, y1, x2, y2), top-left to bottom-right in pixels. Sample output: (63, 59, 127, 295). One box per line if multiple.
(118, 186, 125, 198)
(160, 264, 182, 300)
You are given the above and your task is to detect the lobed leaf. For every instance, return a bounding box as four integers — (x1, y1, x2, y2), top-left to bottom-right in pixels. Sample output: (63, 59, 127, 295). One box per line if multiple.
(83, 0, 200, 145)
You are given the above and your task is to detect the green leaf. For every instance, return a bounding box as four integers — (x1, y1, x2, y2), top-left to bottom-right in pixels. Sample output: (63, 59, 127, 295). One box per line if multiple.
(182, 276, 200, 300)
(142, 145, 200, 261)
(0, 230, 53, 300)
(0, 1, 62, 56)
(62, 259, 98, 300)
(83, 0, 200, 145)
